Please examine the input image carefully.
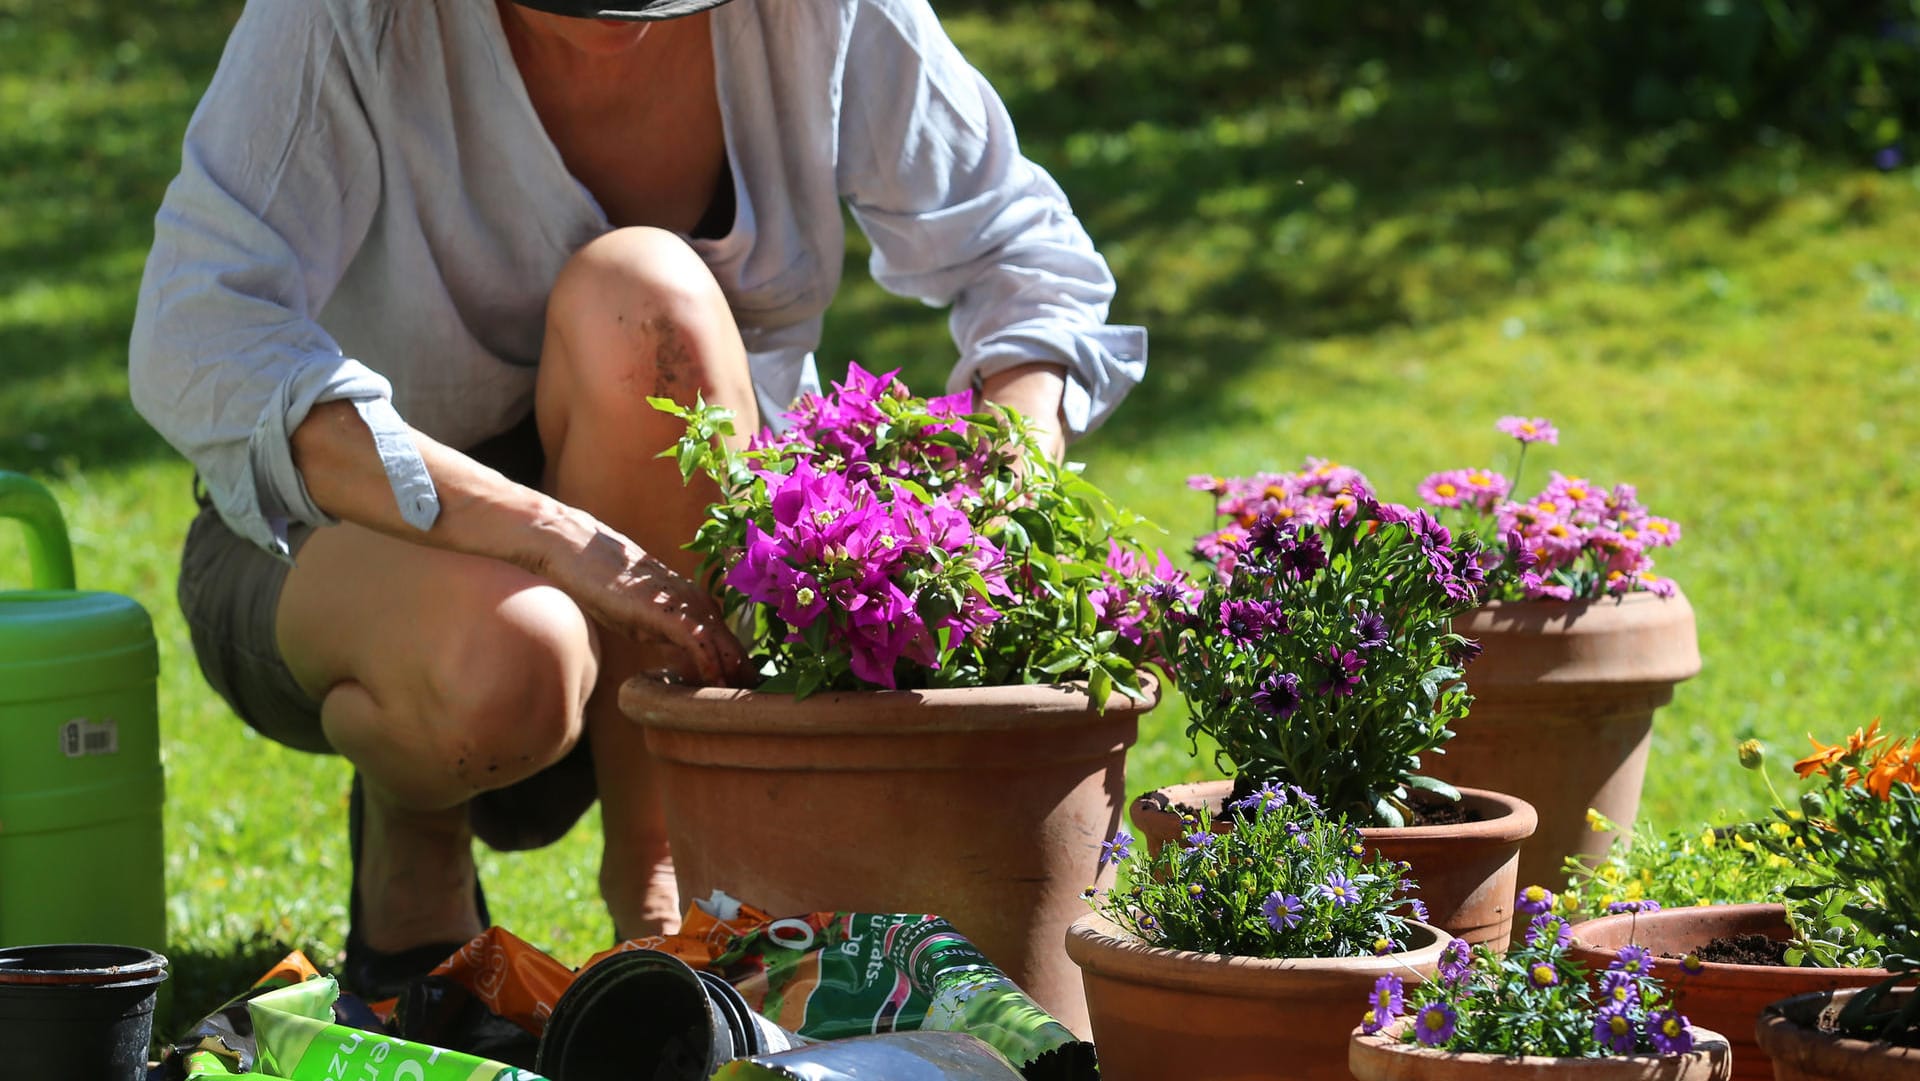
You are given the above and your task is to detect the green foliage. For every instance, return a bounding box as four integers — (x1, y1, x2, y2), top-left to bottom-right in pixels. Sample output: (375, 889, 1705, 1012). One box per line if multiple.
(1560, 810, 1810, 922)
(1093, 784, 1420, 958)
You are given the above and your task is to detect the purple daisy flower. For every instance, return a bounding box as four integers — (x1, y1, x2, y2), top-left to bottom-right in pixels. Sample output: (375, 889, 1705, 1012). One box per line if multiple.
(1527, 960, 1561, 990)
(1437, 938, 1472, 983)
(1598, 970, 1640, 1007)
(1525, 913, 1572, 949)
(1593, 1003, 1637, 1053)
(1607, 899, 1663, 915)
(1497, 415, 1560, 445)
(1353, 611, 1389, 650)
(1187, 882, 1206, 899)
(1647, 1010, 1693, 1054)
(1610, 944, 1654, 977)
(1262, 891, 1304, 931)
(1516, 885, 1556, 916)
(1320, 647, 1365, 697)
(1098, 829, 1134, 868)
(1251, 671, 1303, 719)
(1318, 872, 1360, 907)
(1271, 528, 1328, 582)
(1220, 599, 1286, 646)
(1182, 829, 1218, 851)
(1405, 898, 1430, 923)
(1413, 1002, 1457, 1046)
(1369, 974, 1404, 1021)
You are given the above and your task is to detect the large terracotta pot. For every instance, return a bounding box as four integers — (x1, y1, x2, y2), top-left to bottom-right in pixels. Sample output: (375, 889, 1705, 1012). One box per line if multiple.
(620, 676, 1156, 1040)
(1432, 591, 1701, 889)
(1754, 988, 1919, 1081)
(1131, 780, 1536, 948)
(1065, 909, 1446, 1081)
(1350, 1019, 1733, 1080)
(1570, 904, 1893, 1081)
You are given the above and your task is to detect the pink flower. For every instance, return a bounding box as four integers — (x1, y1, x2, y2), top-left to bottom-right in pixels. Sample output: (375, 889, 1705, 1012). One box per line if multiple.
(1496, 416, 1559, 444)
(1418, 470, 1472, 509)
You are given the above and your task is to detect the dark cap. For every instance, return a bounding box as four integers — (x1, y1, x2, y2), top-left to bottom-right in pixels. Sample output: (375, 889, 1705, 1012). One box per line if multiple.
(511, 0, 735, 20)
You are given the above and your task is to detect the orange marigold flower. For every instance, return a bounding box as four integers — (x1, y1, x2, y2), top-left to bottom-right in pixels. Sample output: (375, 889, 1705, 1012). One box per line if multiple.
(1795, 719, 1885, 779)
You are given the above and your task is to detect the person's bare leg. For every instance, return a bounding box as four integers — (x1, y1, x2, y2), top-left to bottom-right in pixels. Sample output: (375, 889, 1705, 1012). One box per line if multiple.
(534, 226, 758, 937)
(277, 526, 599, 952)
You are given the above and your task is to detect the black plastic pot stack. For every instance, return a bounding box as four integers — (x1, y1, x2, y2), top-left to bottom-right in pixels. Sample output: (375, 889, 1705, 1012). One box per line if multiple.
(0, 943, 170, 1080)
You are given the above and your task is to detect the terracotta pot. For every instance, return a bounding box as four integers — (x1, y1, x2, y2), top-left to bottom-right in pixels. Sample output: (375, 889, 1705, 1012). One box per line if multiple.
(620, 676, 1156, 1040)
(1754, 988, 1919, 1081)
(1570, 904, 1893, 1081)
(1349, 1019, 1732, 1080)
(1131, 780, 1536, 948)
(1430, 591, 1701, 890)
(1065, 910, 1446, 1081)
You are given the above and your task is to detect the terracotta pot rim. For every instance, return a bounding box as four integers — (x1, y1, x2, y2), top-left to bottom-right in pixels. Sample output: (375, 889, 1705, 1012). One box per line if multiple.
(1465, 590, 1690, 618)
(1065, 910, 1446, 995)
(1757, 987, 1920, 1058)
(621, 673, 1159, 734)
(1350, 1019, 1731, 1068)
(1568, 904, 1894, 984)
(1130, 780, 1537, 845)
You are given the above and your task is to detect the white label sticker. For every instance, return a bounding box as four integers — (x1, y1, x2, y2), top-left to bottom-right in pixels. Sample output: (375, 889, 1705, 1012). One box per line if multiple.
(59, 718, 119, 757)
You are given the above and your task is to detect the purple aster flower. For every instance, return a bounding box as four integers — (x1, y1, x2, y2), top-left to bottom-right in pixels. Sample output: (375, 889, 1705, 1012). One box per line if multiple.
(1182, 829, 1218, 850)
(1138, 913, 1159, 934)
(1876, 146, 1903, 171)
(1269, 527, 1328, 582)
(1372, 936, 1398, 956)
(1251, 671, 1303, 719)
(1319, 647, 1365, 697)
(1516, 885, 1556, 916)
(1368, 974, 1404, 1023)
(1610, 945, 1654, 977)
(1525, 913, 1572, 949)
(1317, 872, 1360, 907)
(1598, 970, 1640, 1007)
(1607, 899, 1663, 915)
(1412, 1002, 1457, 1046)
(1593, 1003, 1637, 1053)
(1098, 829, 1134, 868)
(1527, 960, 1561, 989)
(1647, 1009, 1693, 1054)
(1496, 415, 1560, 445)
(1220, 599, 1287, 646)
(1230, 782, 1290, 814)
(1262, 891, 1304, 931)
(1437, 938, 1472, 983)
(1187, 882, 1205, 899)
(1404, 898, 1430, 923)
(1353, 611, 1389, 651)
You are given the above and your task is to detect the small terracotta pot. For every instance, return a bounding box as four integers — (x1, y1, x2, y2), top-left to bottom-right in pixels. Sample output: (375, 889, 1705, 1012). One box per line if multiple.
(1570, 904, 1893, 1081)
(1754, 988, 1919, 1081)
(1130, 780, 1536, 948)
(1349, 1019, 1733, 1080)
(1065, 910, 1446, 1081)
(621, 676, 1157, 1040)
(1430, 591, 1700, 890)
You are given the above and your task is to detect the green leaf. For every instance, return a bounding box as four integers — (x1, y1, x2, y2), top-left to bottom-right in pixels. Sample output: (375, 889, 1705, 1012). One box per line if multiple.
(1404, 775, 1462, 803)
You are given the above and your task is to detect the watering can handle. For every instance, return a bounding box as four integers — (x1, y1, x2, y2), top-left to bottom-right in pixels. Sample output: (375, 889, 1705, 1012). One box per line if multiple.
(0, 470, 77, 591)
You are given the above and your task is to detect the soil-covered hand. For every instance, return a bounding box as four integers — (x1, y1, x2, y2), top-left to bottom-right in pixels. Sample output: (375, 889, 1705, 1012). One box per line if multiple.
(529, 513, 746, 687)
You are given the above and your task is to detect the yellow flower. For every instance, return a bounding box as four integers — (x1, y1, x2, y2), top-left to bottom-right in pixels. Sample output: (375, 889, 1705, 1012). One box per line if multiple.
(1733, 835, 1757, 853)
(1699, 828, 1716, 849)
(1769, 821, 1791, 838)
(1586, 808, 1610, 832)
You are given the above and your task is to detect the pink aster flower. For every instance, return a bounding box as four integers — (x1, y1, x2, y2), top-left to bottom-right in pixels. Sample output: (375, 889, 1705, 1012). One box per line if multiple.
(1418, 469, 1473, 509)
(1496, 415, 1559, 444)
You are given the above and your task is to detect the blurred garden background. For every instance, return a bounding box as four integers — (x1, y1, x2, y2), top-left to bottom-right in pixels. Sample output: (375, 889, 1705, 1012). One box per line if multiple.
(2, 0, 1916, 1029)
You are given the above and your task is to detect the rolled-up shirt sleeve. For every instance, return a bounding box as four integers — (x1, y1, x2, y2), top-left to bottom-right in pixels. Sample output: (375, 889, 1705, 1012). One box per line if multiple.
(836, 0, 1146, 440)
(128, 0, 433, 558)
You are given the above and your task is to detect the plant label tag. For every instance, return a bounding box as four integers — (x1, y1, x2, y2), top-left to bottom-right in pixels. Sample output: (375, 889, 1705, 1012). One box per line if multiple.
(59, 717, 119, 757)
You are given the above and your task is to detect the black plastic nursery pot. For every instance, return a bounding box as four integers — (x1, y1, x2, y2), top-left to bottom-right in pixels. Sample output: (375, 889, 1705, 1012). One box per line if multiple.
(0, 943, 169, 1080)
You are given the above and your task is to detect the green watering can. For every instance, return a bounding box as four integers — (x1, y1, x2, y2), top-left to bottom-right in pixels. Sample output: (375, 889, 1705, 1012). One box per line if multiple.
(0, 470, 166, 955)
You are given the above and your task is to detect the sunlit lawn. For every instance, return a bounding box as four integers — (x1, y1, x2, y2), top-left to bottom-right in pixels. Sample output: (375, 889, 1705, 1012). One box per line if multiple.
(2, 0, 1915, 1030)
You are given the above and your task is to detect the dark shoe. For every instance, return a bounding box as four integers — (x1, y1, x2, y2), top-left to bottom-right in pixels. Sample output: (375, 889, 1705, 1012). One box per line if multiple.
(342, 774, 491, 1000)
(467, 736, 599, 852)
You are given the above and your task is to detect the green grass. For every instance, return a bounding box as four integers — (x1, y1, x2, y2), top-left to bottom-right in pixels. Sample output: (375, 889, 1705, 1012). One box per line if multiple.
(3, 0, 1917, 1032)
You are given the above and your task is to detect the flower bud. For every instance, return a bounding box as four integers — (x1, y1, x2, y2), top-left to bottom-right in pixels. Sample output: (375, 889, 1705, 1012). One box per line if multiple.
(1737, 739, 1766, 770)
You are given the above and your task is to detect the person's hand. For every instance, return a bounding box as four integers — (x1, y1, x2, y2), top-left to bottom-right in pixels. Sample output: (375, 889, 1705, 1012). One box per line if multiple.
(527, 510, 746, 687)
(980, 362, 1069, 462)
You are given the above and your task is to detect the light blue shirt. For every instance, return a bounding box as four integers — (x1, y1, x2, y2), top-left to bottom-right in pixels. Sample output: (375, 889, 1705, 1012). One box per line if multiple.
(130, 0, 1147, 558)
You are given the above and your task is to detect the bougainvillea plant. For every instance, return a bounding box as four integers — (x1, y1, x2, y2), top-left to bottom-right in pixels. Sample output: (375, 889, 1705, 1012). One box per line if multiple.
(1418, 416, 1683, 602)
(1175, 464, 1503, 825)
(654, 362, 1191, 700)
(1089, 782, 1426, 959)
(1365, 886, 1702, 1059)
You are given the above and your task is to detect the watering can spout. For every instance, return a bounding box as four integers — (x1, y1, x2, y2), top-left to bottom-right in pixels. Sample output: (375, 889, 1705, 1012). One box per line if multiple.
(0, 470, 77, 591)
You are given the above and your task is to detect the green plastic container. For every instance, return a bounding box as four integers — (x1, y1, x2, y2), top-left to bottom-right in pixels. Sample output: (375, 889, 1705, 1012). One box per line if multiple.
(0, 471, 166, 956)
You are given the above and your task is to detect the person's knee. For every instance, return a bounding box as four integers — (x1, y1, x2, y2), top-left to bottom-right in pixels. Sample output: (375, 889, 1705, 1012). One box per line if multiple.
(549, 226, 748, 403)
(416, 583, 595, 792)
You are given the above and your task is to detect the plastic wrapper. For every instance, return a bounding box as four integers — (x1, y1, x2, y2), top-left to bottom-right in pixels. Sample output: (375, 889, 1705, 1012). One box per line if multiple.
(710, 1031, 1027, 1081)
(433, 895, 1095, 1081)
(246, 976, 546, 1080)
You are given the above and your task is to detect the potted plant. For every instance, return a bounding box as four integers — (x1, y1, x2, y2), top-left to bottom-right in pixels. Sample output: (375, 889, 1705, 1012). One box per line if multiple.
(1066, 781, 1444, 1081)
(1750, 721, 1920, 1080)
(1131, 464, 1536, 947)
(1414, 416, 1700, 890)
(1567, 734, 1899, 1081)
(623, 364, 1187, 1038)
(1349, 888, 1732, 1080)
